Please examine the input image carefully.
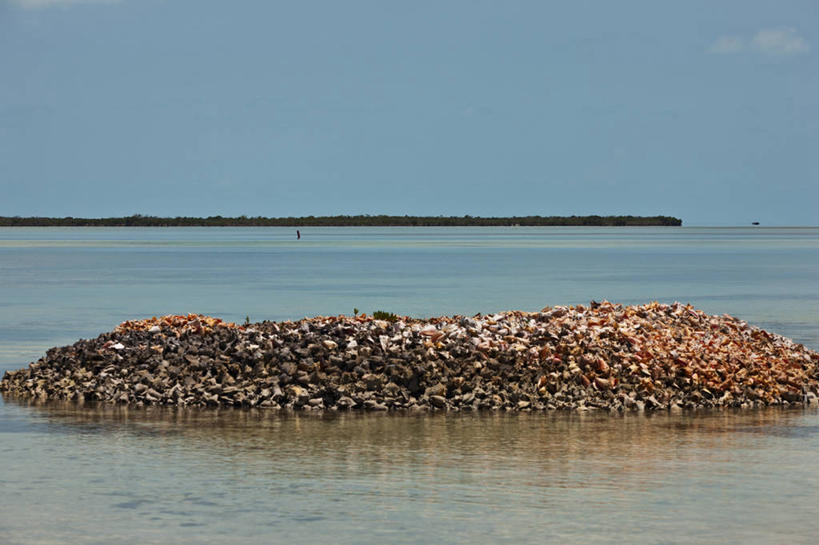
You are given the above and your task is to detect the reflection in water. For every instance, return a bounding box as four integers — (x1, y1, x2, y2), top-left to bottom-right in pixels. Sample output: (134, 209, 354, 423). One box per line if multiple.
(2, 398, 819, 544)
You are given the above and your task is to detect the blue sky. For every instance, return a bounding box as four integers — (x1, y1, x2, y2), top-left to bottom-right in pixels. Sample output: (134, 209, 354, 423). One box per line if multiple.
(1, 0, 817, 225)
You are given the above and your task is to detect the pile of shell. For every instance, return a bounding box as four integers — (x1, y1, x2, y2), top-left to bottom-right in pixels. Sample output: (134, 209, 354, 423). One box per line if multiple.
(2, 302, 818, 412)
(115, 314, 240, 335)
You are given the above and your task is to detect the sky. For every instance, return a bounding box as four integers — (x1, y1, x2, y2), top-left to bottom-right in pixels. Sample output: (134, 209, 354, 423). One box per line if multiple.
(1, 0, 817, 225)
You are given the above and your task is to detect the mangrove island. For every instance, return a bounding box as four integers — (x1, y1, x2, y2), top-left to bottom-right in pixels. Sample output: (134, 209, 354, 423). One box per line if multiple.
(0, 214, 683, 227)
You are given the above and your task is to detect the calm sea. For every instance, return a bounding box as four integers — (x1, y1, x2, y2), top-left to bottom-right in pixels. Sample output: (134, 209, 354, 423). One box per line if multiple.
(1, 226, 818, 544)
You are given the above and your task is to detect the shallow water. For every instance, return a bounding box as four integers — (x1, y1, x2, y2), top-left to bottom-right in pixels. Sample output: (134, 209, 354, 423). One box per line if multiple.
(3, 401, 819, 544)
(1, 226, 818, 543)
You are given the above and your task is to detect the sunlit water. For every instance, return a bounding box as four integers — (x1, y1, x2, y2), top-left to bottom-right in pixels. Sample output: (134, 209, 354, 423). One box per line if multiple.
(1, 227, 818, 543)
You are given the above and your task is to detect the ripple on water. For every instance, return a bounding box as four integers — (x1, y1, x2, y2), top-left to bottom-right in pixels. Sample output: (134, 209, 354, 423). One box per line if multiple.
(1, 400, 819, 543)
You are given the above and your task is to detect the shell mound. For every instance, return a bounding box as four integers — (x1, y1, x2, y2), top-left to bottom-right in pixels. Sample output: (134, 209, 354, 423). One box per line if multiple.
(2, 302, 818, 412)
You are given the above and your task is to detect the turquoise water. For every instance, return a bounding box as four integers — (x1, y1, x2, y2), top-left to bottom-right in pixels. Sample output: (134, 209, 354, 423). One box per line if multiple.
(1, 226, 818, 544)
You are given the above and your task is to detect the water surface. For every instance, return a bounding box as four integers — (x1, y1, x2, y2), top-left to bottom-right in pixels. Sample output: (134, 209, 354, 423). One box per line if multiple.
(1, 226, 818, 543)
(2, 401, 819, 544)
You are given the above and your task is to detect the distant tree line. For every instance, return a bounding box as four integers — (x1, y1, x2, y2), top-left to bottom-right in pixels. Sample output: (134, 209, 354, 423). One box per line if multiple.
(0, 214, 682, 227)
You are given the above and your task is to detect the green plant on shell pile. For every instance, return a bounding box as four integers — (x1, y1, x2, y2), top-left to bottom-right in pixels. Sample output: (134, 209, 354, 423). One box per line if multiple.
(372, 310, 398, 322)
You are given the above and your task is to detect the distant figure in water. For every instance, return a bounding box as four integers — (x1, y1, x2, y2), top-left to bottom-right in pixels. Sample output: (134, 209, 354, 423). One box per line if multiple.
(752, 222, 760, 226)
(297, 230, 301, 239)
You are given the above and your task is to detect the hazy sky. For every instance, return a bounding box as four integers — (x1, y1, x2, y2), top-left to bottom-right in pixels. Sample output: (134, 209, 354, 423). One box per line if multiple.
(1, 0, 817, 225)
